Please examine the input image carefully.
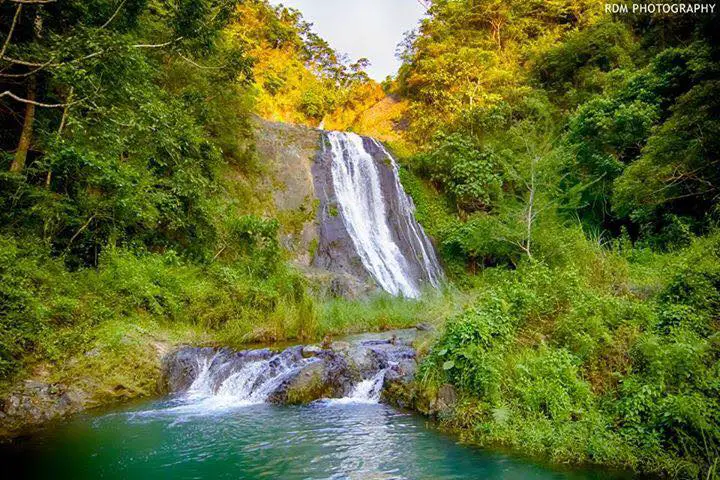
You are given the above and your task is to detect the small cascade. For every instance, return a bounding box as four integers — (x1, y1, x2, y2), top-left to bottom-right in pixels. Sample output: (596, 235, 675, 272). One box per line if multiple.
(175, 347, 319, 407)
(344, 369, 387, 403)
(162, 335, 418, 409)
(322, 131, 443, 298)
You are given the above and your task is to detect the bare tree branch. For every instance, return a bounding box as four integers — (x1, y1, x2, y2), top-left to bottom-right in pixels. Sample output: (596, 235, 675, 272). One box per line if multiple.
(64, 214, 96, 253)
(1, 55, 49, 67)
(1, 36, 183, 75)
(101, 0, 127, 29)
(132, 37, 183, 49)
(212, 245, 227, 261)
(0, 89, 82, 108)
(46, 86, 73, 187)
(177, 52, 223, 70)
(0, 4, 22, 59)
(0, 58, 54, 77)
(7, 0, 56, 4)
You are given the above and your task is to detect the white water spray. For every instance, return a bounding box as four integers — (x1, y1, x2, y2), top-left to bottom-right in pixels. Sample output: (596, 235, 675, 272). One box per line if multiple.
(326, 131, 443, 298)
(177, 351, 319, 411)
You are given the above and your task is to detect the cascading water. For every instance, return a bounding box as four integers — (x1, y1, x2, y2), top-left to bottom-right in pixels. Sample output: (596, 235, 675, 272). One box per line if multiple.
(328, 369, 387, 405)
(10, 336, 627, 480)
(324, 131, 443, 298)
(184, 350, 318, 407)
(161, 336, 418, 411)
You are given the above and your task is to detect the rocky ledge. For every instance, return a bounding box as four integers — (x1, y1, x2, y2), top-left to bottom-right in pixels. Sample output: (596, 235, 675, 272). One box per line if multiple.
(161, 334, 419, 405)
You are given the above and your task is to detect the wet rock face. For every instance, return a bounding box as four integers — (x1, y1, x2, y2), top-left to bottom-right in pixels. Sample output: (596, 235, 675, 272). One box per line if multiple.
(161, 336, 418, 405)
(161, 346, 216, 393)
(311, 135, 373, 288)
(311, 132, 443, 299)
(253, 118, 321, 267)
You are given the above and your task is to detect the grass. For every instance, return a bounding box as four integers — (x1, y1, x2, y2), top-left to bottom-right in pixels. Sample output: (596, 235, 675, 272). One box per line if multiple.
(315, 288, 468, 338)
(0, 231, 465, 411)
(408, 232, 720, 479)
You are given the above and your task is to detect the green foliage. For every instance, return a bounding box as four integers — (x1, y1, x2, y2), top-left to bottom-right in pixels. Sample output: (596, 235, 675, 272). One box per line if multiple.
(0, 1, 719, 478)
(561, 44, 718, 232)
(223, 215, 281, 269)
(533, 20, 635, 107)
(508, 347, 593, 422)
(1, 0, 256, 268)
(298, 85, 332, 120)
(416, 133, 505, 213)
(0, 236, 74, 377)
(613, 80, 720, 230)
(399, 0, 719, 247)
(316, 290, 462, 340)
(227, 0, 376, 127)
(398, 14, 720, 475)
(419, 234, 720, 476)
(397, 0, 602, 141)
(438, 213, 523, 273)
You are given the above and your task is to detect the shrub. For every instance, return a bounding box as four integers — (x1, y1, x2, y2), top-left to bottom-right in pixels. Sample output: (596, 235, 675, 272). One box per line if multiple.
(416, 133, 505, 213)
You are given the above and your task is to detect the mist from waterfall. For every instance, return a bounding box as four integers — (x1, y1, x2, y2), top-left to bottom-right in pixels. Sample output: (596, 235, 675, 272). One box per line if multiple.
(325, 131, 443, 298)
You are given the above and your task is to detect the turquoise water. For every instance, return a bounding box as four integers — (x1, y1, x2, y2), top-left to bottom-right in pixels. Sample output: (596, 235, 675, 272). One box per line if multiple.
(2, 397, 634, 479)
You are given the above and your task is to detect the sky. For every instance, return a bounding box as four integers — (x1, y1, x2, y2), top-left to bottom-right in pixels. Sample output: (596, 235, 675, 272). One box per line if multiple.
(269, 0, 427, 81)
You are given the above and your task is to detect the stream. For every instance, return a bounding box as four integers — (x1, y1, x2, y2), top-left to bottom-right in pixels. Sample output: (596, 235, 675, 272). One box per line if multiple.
(3, 397, 631, 479)
(2, 331, 634, 479)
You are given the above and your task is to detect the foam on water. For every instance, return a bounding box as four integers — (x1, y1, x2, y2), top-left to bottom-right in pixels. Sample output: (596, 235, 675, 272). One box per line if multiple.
(323, 369, 387, 405)
(132, 351, 323, 417)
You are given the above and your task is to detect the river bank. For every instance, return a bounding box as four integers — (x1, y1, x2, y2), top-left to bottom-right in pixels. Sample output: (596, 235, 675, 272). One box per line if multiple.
(1, 329, 638, 480)
(0, 323, 438, 439)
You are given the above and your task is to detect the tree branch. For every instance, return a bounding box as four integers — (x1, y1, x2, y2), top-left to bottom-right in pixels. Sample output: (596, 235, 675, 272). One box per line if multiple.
(0, 4, 22, 60)
(64, 214, 95, 253)
(177, 52, 223, 70)
(7, 0, 56, 4)
(101, 0, 127, 29)
(133, 37, 183, 49)
(1, 36, 183, 76)
(0, 89, 82, 108)
(0, 57, 55, 77)
(46, 86, 73, 187)
(212, 245, 227, 261)
(0, 55, 49, 67)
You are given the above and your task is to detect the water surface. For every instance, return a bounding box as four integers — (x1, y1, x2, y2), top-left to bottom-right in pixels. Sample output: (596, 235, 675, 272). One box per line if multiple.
(3, 397, 632, 479)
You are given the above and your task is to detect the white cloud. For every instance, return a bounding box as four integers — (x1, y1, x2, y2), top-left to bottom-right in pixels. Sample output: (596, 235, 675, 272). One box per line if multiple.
(269, 0, 426, 81)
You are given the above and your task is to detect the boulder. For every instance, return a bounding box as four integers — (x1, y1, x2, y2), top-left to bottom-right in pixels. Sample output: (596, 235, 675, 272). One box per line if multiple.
(301, 345, 323, 357)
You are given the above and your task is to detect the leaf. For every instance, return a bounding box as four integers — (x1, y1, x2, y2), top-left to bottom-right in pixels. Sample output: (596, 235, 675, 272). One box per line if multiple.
(438, 348, 448, 356)
(442, 360, 455, 370)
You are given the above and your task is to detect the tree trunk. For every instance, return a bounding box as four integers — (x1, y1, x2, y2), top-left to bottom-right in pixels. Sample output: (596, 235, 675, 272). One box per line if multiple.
(524, 156, 537, 258)
(46, 87, 73, 186)
(10, 75, 37, 173)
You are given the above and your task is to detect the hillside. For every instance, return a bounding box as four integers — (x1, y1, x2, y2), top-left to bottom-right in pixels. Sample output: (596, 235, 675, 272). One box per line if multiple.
(1, 1, 719, 478)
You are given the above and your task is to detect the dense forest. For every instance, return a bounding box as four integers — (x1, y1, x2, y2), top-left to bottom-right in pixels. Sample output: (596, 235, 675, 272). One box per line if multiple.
(1, 0, 719, 478)
(393, 1, 720, 477)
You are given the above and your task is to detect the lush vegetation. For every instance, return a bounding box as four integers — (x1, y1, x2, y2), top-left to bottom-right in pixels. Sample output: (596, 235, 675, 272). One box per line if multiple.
(0, 0, 431, 395)
(390, 1, 719, 477)
(1, 0, 719, 478)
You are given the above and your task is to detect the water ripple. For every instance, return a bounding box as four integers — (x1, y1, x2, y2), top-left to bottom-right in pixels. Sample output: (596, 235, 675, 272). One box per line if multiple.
(4, 399, 632, 480)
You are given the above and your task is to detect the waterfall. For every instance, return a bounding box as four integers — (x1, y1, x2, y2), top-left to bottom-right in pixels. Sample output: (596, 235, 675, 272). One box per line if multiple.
(179, 351, 385, 407)
(325, 131, 443, 298)
(161, 337, 418, 410)
(343, 369, 387, 404)
(177, 348, 319, 410)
